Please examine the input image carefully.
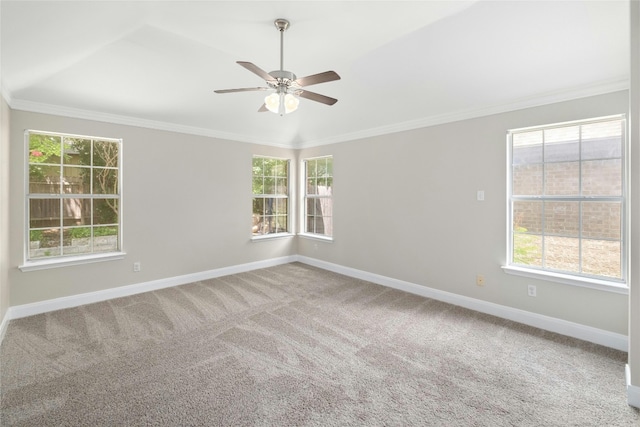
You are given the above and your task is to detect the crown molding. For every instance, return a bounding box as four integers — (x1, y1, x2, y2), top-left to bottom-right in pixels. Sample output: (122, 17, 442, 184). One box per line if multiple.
(1, 82, 11, 106)
(8, 77, 629, 150)
(8, 99, 293, 149)
(294, 77, 630, 149)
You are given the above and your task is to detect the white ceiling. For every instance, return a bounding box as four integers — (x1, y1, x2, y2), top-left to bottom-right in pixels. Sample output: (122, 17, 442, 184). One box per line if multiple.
(1, 1, 630, 148)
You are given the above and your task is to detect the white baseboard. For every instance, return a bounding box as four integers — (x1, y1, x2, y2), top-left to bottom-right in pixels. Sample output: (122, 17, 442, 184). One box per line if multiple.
(296, 256, 629, 352)
(1, 255, 629, 353)
(0, 308, 9, 346)
(5, 256, 296, 322)
(627, 365, 640, 408)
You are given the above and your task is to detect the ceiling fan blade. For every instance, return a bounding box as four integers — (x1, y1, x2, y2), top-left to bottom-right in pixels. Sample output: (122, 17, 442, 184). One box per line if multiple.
(294, 71, 340, 87)
(237, 61, 276, 82)
(214, 87, 269, 94)
(299, 90, 338, 106)
(258, 104, 268, 112)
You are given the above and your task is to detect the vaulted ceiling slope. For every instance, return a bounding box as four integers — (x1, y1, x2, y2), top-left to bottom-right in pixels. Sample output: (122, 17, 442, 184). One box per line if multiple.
(1, 1, 629, 148)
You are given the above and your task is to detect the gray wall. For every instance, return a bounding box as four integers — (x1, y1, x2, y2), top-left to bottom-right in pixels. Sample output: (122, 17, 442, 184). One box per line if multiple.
(5, 90, 630, 336)
(8, 110, 296, 306)
(298, 90, 629, 335)
(0, 97, 9, 321)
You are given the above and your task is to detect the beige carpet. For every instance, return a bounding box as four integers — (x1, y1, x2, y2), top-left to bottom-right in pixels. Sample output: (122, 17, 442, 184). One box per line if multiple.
(1, 262, 638, 426)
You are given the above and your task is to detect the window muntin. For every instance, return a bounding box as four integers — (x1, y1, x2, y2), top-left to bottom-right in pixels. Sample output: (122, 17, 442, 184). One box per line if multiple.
(26, 131, 122, 262)
(252, 156, 289, 236)
(508, 116, 625, 283)
(303, 156, 333, 237)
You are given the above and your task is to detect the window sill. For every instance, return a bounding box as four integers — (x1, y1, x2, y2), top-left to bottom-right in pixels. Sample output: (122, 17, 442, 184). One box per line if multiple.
(251, 233, 295, 242)
(19, 252, 126, 272)
(298, 233, 334, 243)
(502, 265, 628, 294)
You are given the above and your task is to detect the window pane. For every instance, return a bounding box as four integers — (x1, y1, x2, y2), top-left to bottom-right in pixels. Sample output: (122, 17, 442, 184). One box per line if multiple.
(307, 198, 322, 216)
(29, 165, 60, 194)
(92, 168, 118, 195)
(582, 159, 621, 196)
(513, 164, 542, 196)
(307, 178, 318, 195)
(30, 227, 61, 259)
(94, 199, 118, 225)
(308, 160, 318, 178)
(544, 162, 579, 195)
(29, 133, 61, 164)
(513, 131, 543, 165)
(263, 177, 275, 194)
(513, 233, 542, 267)
(63, 138, 90, 165)
(322, 215, 333, 236)
(544, 126, 579, 162)
(93, 140, 119, 167)
(275, 159, 287, 177)
(253, 197, 264, 216)
(62, 166, 90, 194)
(544, 201, 579, 237)
(63, 227, 92, 255)
(275, 178, 287, 195)
(252, 157, 263, 175)
(262, 198, 275, 215)
(513, 201, 542, 234)
(582, 202, 621, 240)
(63, 198, 90, 226)
(30, 199, 59, 228)
(317, 158, 328, 177)
(544, 236, 579, 273)
(252, 177, 263, 195)
(275, 198, 288, 215)
(581, 120, 622, 160)
(274, 216, 287, 233)
(308, 215, 325, 234)
(582, 239, 621, 279)
(93, 226, 119, 253)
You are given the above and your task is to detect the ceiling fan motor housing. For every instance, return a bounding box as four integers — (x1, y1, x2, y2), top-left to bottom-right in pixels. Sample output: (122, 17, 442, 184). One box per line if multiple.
(268, 70, 299, 93)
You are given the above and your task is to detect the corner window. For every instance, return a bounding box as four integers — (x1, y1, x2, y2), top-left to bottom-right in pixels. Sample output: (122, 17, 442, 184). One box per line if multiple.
(25, 130, 122, 265)
(507, 115, 626, 286)
(303, 156, 333, 238)
(252, 156, 289, 236)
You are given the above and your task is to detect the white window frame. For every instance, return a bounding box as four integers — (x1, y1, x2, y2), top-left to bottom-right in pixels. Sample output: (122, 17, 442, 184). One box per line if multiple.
(20, 130, 124, 272)
(300, 155, 333, 241)
(251, 155, 292, 240)
(503, 115, 628, 293)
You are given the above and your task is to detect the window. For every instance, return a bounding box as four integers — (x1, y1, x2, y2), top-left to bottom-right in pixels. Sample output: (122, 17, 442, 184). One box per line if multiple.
(303, 156, 333, 238)
(25, 130, 122, 266)
(507, 115, 626, 285)
(252, 156, 289, 236)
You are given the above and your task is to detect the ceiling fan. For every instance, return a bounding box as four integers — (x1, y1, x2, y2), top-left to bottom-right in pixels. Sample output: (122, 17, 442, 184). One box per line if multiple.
(214, 18, 340, 116)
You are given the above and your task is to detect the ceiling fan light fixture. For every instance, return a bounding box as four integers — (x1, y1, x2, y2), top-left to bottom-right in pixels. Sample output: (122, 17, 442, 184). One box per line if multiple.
(264, 93, 280, 113)
(264, 92, 299, 115)
(284, 93, 299, 114)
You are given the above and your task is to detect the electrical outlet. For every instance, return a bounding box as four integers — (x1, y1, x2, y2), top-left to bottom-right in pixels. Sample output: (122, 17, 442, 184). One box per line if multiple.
(527, 284, 537, 297)
(133, 262, 141, 272)
(476, 274, 485, 286)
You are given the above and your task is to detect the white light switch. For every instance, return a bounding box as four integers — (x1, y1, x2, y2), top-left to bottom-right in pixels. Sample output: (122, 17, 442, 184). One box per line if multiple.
(477, 190, 485, 201)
